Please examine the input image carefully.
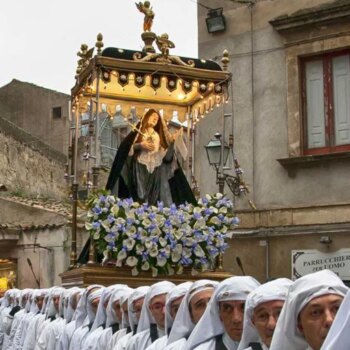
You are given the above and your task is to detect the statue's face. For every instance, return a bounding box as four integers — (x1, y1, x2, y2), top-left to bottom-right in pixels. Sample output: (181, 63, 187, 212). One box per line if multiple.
(147, 112, 159, 128)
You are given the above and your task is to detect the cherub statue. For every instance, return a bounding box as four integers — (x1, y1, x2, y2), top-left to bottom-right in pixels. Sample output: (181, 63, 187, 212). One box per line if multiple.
(135, 1, 155, 32)
(156, 33, 175, 58)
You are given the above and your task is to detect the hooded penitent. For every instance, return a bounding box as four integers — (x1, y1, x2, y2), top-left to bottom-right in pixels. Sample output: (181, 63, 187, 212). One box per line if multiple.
(269, 270, 348, 350)
(238, 278, 292, 350)
(184, 276, 260, 350)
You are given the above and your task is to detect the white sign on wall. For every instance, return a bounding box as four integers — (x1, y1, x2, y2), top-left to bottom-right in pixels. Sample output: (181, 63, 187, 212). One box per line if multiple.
(292, 249, 350, 280)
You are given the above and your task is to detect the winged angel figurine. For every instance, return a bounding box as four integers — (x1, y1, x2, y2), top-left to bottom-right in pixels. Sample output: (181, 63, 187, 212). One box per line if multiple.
(135, 1, 155, 32)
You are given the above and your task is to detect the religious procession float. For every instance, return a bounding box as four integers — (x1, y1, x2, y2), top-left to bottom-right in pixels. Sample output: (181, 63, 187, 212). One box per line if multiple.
(61, 1, 249, 288)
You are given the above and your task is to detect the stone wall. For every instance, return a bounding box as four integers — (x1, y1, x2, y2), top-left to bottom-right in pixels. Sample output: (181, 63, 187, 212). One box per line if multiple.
(0, 116, 67, 199)
(0, 79, 70, 156)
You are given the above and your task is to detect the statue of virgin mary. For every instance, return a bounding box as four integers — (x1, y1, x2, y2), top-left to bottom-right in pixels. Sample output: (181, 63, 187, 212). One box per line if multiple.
(106, 108, 196, 206)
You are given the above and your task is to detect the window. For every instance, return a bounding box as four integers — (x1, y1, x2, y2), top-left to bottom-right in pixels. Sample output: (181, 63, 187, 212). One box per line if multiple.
(80, 112, 90, 137)
(100, 116, 119, 168)
(302, 51, 350, 155)
(52, 106, 62, 119)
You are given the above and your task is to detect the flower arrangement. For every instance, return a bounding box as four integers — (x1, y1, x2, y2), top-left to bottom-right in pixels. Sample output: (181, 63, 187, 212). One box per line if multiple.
(85, 192, 239, 276)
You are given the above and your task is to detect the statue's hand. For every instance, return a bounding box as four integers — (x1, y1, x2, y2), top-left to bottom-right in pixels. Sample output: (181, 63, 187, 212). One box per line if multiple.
(140, 140, 155, 151)
(172, 127, 183, 141)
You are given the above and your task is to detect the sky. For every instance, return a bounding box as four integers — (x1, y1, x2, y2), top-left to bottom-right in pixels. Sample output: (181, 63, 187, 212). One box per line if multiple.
(0, 0, 198, 94)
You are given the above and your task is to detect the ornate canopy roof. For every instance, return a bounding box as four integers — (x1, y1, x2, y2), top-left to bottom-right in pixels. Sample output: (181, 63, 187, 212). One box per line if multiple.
(71, 33, 231, 124)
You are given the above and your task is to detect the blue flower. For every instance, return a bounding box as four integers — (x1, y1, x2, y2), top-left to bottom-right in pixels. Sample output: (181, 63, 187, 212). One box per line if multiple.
(93, 206, 102, 215)
(157, 201, 164, 211)
(107, 215, 115, 224)
(193, 212, 202, 220)
(170, 204, 177, 215)
(180, 257, 193, 266)
(231, 217, 240, 225)
(92, 221, 101, 230)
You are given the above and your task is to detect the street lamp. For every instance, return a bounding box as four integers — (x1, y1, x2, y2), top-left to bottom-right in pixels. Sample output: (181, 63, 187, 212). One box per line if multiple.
(206, 8, 226, 34)
(205, 133, 230, 193)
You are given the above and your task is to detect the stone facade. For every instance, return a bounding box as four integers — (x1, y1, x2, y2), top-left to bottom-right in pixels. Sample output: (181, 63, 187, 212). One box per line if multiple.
(0, 196, 88, 288)
(197, 0, 350, 282)
(0, 116, 67, 199)
(0, 79, 70, 156)
(0, 104, 87, 288)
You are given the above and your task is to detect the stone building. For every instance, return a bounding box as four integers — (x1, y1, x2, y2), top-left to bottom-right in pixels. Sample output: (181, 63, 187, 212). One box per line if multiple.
(0, 93, 87, 288)
(0, 79, 70, 156)
(196, 0, 350, 282)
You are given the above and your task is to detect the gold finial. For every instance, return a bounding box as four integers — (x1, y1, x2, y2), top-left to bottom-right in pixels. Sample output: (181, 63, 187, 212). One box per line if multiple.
(76, 43, 94, 78)
(222, 49, 230, 71)
(95, 33, 104, 55)
(136, 1, 155, 32)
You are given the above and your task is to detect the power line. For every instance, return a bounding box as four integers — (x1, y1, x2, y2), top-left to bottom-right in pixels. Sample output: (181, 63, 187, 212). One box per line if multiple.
(188, 0, 212, 10)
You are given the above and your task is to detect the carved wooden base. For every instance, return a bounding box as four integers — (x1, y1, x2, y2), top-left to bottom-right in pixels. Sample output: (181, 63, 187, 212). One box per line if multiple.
(60, 265, 233, 288)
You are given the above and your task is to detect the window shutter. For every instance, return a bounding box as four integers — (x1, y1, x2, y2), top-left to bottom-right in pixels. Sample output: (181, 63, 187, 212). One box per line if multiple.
(332, 55, 350, 145)
(306, 60, 326, 148)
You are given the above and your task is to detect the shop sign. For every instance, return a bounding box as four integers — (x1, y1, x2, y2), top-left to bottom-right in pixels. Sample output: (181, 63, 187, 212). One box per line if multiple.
(292, 249, 350, 280)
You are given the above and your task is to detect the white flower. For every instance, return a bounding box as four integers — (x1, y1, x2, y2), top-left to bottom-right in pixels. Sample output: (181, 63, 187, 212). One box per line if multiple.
(93, 231, 100, 240)
(126, 226, 137, 237)
(150, 205, 158, 212)
(159, 237, 167, 247)
(131, 267, 139, 276)
(219, 206, 228, 214)
(164, 246, 171, 256)
(168, 266, 175, 275)
(152, 267, 158, 277)
(227, 231, 234, 239)
(149, 246, 158, 257)
(176, 265, 184, 275)
(131, 201, 140, 208)
(126, 256, 138, 267)
(209, 217, 221, 226)
(116, 260, 123, 267)
(183, 247, 192, 258)
(117, 250, 127, 261)
(194, 245, 205, 257)
(191, 268, 199, 276)
(111, 205, 119, 216)
(144, 239, 153, 249)
(155, 215, 166, 226)
(157, 256, 167, 267)
(164, 208, 172, 217)
(139, 229, 148, 238)
(172, 252, 181, 263)
(193, 207, 202, 215)
(142, 218, 152, 228)
(211, 207, 219, 214)
(141, 261, 150, 271)
(205, 194, 212, 201)
(127, 210, 135, 220)
(101, 219, 111, 231)
(123, 238, 136, 251)
(150, 227, 162, 236)
(185, 238, 195, 247)
(194, 218, 206, 229)
(220, 226, 228, 233)
(214, 193, 223, 199)
(116, 217, 126, 225)
(181, 223, 192, 234)
(174, 230, 184, 240)
(85, 222, 93, 230)
(136, 244, 145, 254)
